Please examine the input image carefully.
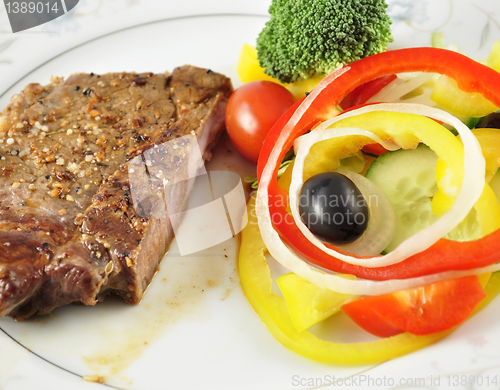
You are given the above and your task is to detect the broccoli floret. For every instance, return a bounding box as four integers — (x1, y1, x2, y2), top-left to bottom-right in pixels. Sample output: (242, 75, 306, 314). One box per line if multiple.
(256, 0, 393, 83)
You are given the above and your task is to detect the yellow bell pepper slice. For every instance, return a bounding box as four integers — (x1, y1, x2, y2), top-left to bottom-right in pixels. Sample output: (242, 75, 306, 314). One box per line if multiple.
(487, 39, 500, 72)
(431, 75, 498, 118)
(239, 195, 500, 364)
(477, 272, 492, 288)
(430, 41, 500, 117)
(277, 273, 359, 333)
(432, 128, 500, 238)
(304, 112, 462, 205)
(490, 169, 500, 203)
(237, 44, 323, 100)
(473, 129, 500, 183)
(237, 43, 285, 85)
(284, 76, 324, 101)
(442, 184, 500, 240)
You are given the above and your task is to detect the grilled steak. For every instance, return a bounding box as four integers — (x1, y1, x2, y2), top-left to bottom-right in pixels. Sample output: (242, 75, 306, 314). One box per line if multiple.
(0, 66, 232, 319)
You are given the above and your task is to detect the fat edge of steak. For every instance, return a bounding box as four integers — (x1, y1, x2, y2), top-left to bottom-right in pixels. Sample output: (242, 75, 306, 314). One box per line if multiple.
(0, 66, 232, 318)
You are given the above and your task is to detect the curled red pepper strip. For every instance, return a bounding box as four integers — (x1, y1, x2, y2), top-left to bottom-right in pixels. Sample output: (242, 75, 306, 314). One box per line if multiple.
(256, 47, 500, 281)
(274, 212, 500, 280)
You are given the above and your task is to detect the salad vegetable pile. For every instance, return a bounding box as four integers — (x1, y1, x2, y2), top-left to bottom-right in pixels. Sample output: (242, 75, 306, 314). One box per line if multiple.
(228, 0, 500, 364)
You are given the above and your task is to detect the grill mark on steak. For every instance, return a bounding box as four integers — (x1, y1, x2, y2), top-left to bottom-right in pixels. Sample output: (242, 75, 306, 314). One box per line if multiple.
(0, 66, 232, 319)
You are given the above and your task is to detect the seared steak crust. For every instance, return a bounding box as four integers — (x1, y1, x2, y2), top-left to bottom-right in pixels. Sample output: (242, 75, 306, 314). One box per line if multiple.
(0, 66, 232, 318)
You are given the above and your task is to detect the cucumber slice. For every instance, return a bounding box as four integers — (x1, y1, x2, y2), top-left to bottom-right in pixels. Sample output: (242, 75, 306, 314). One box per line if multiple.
(365, 144, 439, 252)
(365, 144, 482, 252)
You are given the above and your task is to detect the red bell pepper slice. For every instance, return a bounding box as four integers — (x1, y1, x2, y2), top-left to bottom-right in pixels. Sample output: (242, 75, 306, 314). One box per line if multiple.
(339, 74, 397, 110)
(362, 143, 389, 156)
(256, 47, 500, 281)
(341, 275, 486, 336)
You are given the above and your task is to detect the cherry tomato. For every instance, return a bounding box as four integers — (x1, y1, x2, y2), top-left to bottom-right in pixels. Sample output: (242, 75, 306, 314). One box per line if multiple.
(225, 81, 295, 163)
(341, 275, 486, 337)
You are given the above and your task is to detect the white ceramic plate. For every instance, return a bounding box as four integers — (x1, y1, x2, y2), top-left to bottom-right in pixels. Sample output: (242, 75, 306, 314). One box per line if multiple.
(1, 2, 500, 389)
